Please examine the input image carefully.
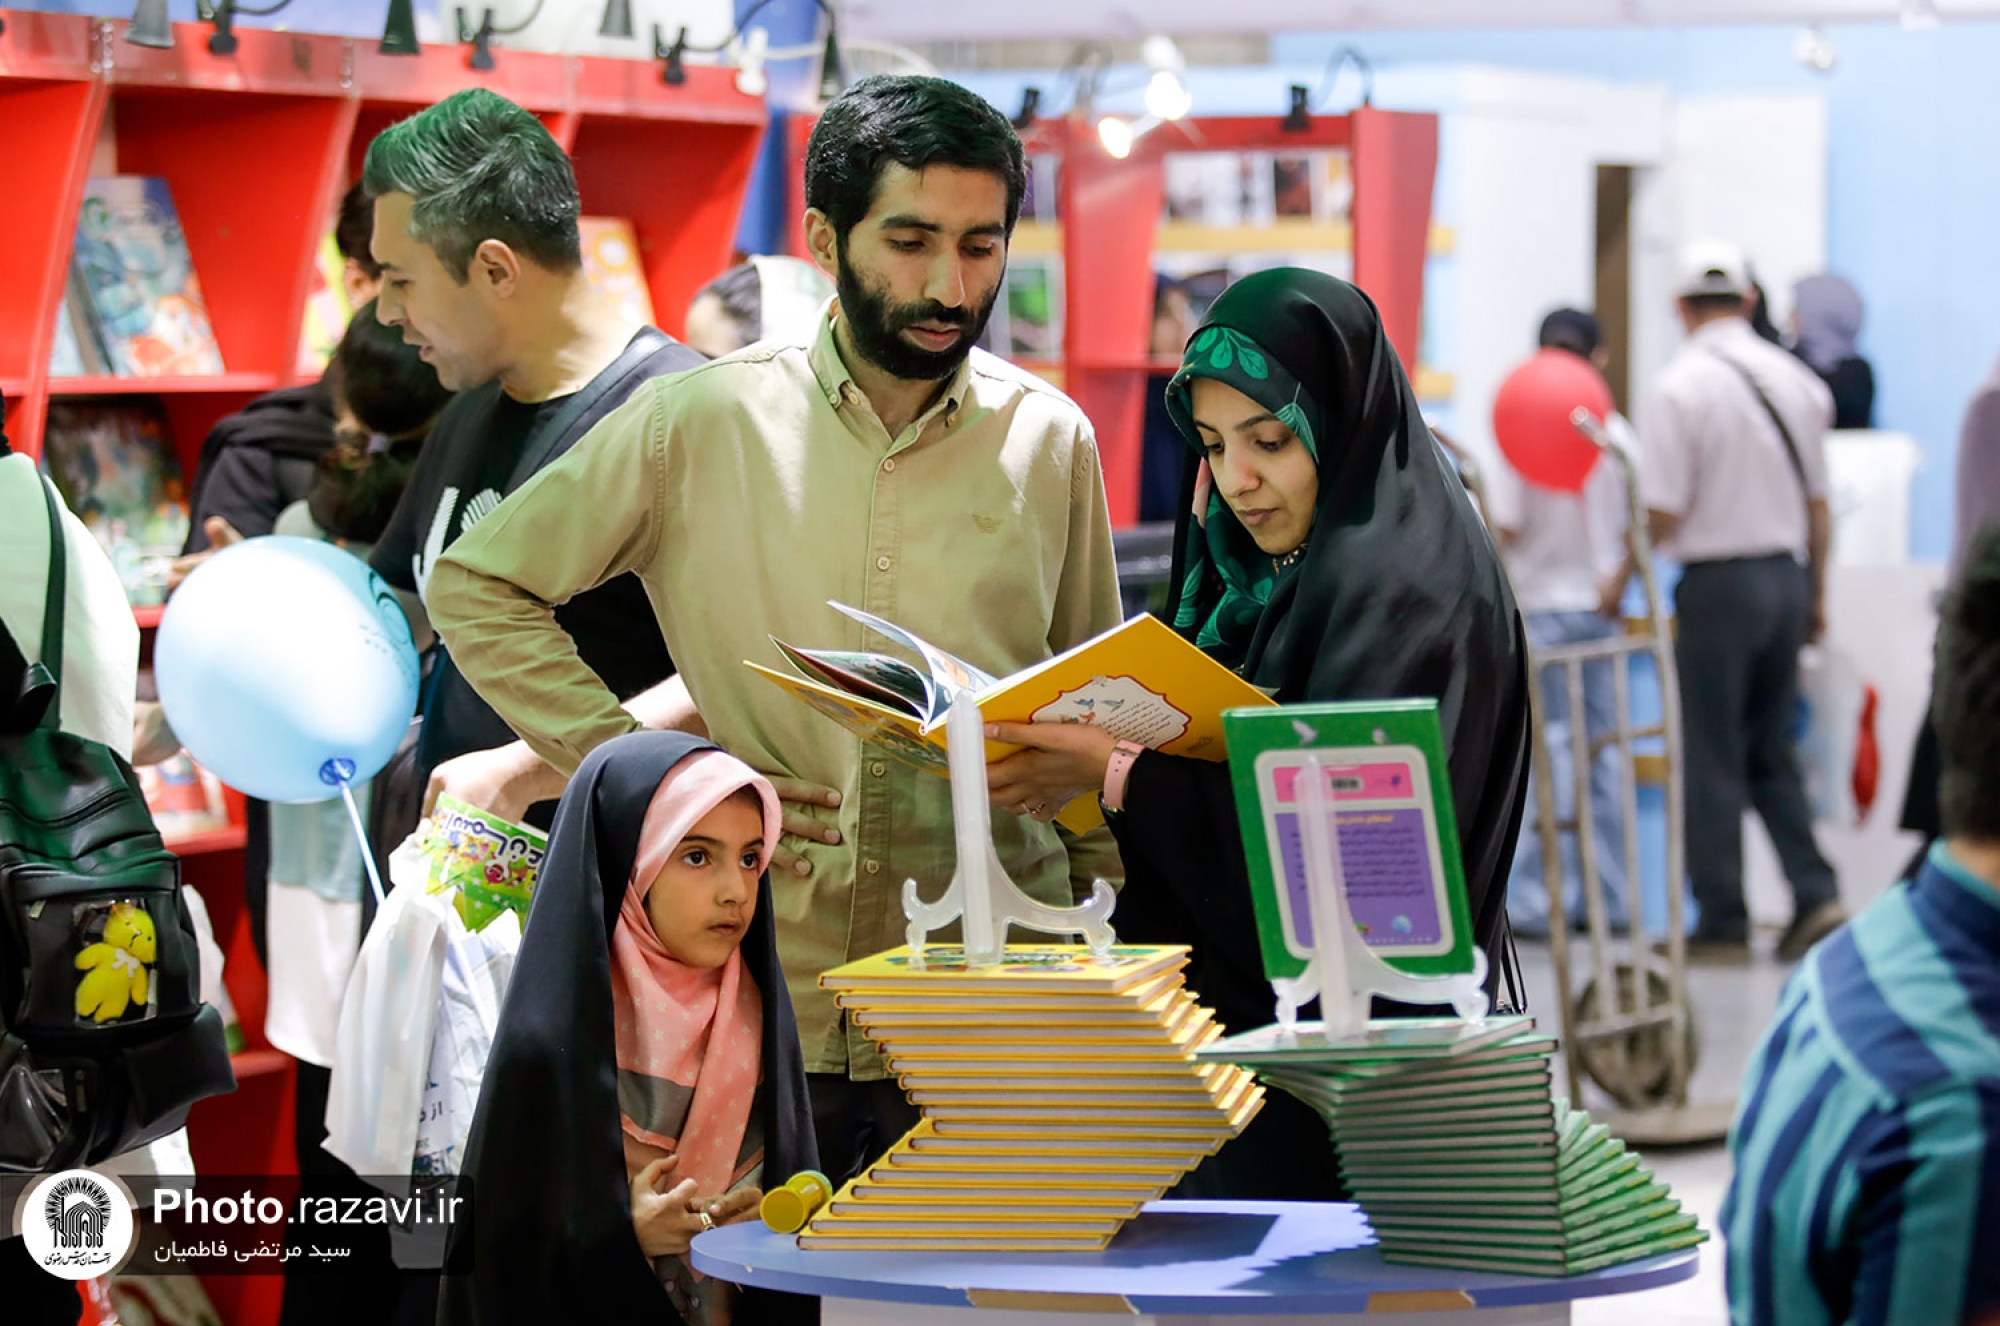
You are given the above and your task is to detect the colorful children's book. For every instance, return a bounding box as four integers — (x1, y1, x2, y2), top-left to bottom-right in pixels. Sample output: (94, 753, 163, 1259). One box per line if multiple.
(49, 267, 109, 377)
(753, 605, 1274, 832)
(295, 231, 352, 376)
(1223, 700, 1479, 979)
(39, 398, 188, 607)
(578, 216, 655, 327)
(72, 177, 226, 377)
(820, 943, 1186, 995)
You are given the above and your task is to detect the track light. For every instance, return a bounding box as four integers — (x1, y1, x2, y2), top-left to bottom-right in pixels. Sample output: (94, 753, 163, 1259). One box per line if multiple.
(1013, 87, 1042, 131)
(1794, 25, 1837, 71)
(1282, 84, 1311, 132)
(733, 27, 768, 98)
(196, 0, 294, 56)
(599, 0, 633, 40)
(379, 0, 420, 55)
(1140, 35, 1191, 122)
(654, 24, 688, 85)
(456, 0, 545, 72)
(125, 0, 174, 49)
(816, 22, 844, 101)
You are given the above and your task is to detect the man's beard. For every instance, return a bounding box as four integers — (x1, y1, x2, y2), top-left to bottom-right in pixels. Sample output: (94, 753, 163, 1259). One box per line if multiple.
(835, 242, 999, 383)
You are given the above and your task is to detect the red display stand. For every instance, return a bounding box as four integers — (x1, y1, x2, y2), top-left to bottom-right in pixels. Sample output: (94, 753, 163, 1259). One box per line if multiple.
(0, 8, 765, 475)
(780, 105, 1439, 526)
(0, 13, 766, 1322)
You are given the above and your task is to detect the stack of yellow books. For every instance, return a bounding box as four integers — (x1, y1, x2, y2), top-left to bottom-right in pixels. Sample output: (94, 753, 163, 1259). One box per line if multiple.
(805, 943, 1264, 1251)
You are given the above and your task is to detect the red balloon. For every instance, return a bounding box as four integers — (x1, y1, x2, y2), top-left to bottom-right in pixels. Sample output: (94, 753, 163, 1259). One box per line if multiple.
(1491, 348, 1613, 493)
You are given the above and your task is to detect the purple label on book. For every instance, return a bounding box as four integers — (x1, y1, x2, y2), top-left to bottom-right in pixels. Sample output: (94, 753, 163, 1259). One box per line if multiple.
(1273, 807, 1442, 948)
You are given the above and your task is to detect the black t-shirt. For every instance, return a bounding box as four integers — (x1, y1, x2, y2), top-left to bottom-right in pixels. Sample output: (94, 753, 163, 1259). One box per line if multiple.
(370, 329, 704, 776)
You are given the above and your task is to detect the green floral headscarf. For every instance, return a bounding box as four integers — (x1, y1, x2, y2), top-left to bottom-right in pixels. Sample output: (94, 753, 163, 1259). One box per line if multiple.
(1163, 320, 1324, 673)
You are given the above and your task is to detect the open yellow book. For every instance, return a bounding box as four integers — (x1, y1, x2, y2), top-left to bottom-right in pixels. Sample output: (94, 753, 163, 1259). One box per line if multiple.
(747, 603, 1274, 831)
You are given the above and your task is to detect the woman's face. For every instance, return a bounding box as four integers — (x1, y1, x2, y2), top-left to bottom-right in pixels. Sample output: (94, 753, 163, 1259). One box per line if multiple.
(1189, 376, 1318, 557)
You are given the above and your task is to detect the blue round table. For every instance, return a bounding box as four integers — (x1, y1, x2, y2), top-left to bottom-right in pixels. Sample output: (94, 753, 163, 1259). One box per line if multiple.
(692, 1200, 1701, 1324)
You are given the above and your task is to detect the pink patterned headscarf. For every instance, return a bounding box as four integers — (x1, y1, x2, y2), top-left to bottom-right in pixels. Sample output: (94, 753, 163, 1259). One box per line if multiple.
(609, 750, 782, 1197)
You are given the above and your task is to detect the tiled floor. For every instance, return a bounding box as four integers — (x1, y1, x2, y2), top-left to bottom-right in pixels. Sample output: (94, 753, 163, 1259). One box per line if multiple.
(1512, 933, 1800, 1326)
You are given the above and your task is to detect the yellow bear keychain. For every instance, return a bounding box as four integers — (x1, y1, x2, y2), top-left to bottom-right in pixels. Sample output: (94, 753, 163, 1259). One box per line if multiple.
(75, 903, 157, 1022)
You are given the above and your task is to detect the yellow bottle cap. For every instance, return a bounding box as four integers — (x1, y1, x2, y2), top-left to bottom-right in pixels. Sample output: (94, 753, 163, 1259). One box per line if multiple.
(760, 1185, 812, 1234)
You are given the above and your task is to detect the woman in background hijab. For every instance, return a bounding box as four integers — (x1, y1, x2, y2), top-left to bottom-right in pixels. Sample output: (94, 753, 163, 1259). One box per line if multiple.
(440, 730, 817, 1326)
(986, 268, 1532, 1199)
(1791, 273, 1875, 429)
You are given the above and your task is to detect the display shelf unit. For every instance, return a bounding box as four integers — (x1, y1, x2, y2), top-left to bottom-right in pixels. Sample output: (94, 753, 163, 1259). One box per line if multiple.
(1, 8, 765, 489)
(782, 106, 1439, 525)
(1, 14, 765, 1323)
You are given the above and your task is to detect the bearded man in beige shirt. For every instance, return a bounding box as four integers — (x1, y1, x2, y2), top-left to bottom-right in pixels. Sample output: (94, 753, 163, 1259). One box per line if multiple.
(424, 75, 1124, 1183)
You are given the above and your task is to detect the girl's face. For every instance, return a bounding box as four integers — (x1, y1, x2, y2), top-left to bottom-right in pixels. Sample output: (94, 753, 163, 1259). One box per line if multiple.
(643, 792, 764, 970)
(1189, 376, 1318, 557)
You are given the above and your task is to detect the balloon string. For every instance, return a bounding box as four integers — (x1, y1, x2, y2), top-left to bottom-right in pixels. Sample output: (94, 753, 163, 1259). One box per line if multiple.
(336, 778, 387, 908)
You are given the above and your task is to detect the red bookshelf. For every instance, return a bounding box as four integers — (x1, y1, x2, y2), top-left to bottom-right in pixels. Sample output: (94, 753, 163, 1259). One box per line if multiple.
(1, 15, 766, 1322)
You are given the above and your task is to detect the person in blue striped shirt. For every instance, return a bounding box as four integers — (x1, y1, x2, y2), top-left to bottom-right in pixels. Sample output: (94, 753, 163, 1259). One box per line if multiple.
(1723, 520, 2000, 1325)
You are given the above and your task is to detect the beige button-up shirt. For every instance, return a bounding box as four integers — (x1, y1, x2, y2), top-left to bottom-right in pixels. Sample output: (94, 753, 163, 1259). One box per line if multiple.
(426, 309, 1125, 1077)
(1640, 317, 1833, 565)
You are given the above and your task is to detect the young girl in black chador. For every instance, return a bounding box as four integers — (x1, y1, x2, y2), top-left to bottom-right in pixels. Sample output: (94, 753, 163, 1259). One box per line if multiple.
(440, 731, 817, 1325)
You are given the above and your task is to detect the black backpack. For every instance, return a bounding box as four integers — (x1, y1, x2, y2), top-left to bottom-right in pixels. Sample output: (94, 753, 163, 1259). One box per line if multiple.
(0, 470, 235, 1173)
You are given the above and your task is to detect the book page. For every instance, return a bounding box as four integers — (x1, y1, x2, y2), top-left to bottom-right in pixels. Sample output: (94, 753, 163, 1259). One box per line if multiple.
(827, 601, 997, 712)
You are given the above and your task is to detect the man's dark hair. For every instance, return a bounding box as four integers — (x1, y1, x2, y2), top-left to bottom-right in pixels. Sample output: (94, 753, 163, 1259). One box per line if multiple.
(333, 181, 381, 281)
(360, 87, 581, 280)
(1935, 520, 2000, 840)
(311, 298, 453, 544)
(695, 261, 763, 346)
(804, 75, 1026, 239)
(1681, 292, 1747, 318)
(1539, 308, 1602, 359)
(335, 298, 453, 439)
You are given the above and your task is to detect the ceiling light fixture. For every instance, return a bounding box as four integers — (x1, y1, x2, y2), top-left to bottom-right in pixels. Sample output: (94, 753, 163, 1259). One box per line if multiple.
(124, 0, 174, 49)
(732, 26, 769, 99)
(1012, 86, 1043, 131)
(379, 0, 420, 55)
(1140, 34, 1192, 122)
(456, 0, 547, 73)
(1794, 24, 1837, 72)
(196, 0, 294, 56)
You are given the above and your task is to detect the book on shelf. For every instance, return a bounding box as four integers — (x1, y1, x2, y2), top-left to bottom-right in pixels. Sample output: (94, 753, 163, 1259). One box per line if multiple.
(295, 231, 352, 376)
(751, 604, 1273, 832)
(71, 177, 226, 378)
(137, 752, 230, 837)
(578, 216, 655, 327)
(49, 266, 111, 377)
(39, 398, 189, 608)
(1000, 256, 1060, 359)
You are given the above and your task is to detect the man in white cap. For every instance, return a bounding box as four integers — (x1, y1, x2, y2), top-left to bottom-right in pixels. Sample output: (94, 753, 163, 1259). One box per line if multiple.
(1641, 240, 1846, 961)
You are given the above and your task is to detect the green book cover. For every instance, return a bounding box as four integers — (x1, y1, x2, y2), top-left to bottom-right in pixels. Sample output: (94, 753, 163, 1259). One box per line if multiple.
(1223, 700, 1478, 980)
(1326, 1033, 1560, 1080)
(1197, 1015, 1530, 1066)
(1336, 1072, 1552, 1112)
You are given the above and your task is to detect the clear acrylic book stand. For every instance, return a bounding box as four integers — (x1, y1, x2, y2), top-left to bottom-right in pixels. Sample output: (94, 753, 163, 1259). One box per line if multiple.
(1271, 753, 1489, 1036)
(901, 693, 1118, 967)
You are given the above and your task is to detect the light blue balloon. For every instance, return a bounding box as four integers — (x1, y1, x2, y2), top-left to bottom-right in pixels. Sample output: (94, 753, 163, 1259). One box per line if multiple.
(155, 537, 419, 805)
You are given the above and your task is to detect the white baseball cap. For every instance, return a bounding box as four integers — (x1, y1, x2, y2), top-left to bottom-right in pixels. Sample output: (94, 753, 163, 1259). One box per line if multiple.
(1675, 240, 1751, 299)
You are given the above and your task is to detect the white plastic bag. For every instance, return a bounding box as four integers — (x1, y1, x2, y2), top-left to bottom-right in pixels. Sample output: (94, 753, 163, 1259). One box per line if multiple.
(322, 838, 453, 1183)
(1797, 644, 1863, 825)
(411, 908, 520, 1181)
